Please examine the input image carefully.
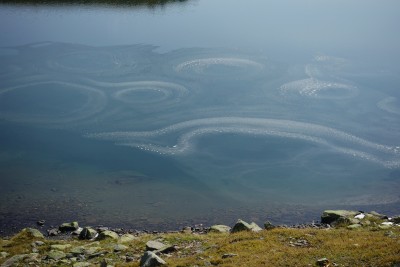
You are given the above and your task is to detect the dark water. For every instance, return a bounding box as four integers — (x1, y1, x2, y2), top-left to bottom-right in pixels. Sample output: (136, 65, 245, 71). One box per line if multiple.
(0, 0, 400, 234)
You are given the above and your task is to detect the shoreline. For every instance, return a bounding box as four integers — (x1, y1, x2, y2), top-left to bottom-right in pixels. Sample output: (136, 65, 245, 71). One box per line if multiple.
(1, 209, 400, 266)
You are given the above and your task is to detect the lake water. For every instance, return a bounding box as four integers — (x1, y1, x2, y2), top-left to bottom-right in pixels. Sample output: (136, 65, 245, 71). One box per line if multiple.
(1, 0, 400, 233)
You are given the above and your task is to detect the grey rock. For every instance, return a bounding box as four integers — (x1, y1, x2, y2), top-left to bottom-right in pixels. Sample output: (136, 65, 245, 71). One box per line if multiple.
(47, 228, 60, 236)
(21, 228, 44, 239)
(1, 253, 39, 267)
(59, 221, 79, 232)
(35, 241, 45, 246)
(231, 219, 262, 233)
(369, 211, 388, 219)
(140, 251, 166, 267)
(209, 225, 231, 233)
(47, 250, 66, 260)
(321, 210, 359, 224)
(70, 246, 85, 256)
(113, 244, 128, 252)
(50, 244, 72, 250)
(0, 252, 9, 259)
(146, 240, 167, 251)
(391, 216, 400, 224)
(264, 221, 275, 230)
(79, 227, 98, 240)
(96, 230, 119, 241)
(73, 262, 91, 267)
(119, 233, 137, 243)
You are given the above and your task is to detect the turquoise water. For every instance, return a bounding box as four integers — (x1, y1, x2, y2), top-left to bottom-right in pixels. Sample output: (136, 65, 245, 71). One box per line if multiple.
(0, 1, 400, 232)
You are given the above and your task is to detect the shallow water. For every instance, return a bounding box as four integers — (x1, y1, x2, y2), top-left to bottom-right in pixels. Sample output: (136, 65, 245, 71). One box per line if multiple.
(0, 1, 400, 233)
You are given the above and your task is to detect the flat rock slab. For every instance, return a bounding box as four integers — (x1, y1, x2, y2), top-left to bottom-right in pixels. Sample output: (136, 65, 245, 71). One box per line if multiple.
(210, 225, 231, 233)
(146, 240, 167, 251)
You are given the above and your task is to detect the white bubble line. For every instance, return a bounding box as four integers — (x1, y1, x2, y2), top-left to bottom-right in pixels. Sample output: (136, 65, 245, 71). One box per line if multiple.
(84, 79, 188, 105)
(280, 78, 358, 99)
(377, 97, 400, 115)
(174, 57, 264, 73)
(0, 81, 106, 124)
(87, 117, 400, 168)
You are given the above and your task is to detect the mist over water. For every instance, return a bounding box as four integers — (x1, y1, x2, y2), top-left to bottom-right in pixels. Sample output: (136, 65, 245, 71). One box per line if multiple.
(0, 0, 400, 233)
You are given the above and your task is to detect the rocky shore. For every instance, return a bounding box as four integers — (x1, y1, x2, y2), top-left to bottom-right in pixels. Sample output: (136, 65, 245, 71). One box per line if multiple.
(1, 210, 400, 267)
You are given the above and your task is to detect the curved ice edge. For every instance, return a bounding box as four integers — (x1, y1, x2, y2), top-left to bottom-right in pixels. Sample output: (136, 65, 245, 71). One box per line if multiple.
(86, 117, 400, 168)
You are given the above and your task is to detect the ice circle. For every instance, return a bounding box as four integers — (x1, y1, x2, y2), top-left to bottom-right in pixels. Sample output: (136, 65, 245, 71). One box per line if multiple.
(174, 57, 264, 78)
(87, 117, 400, 168)
(112, 81, 188, 105)
(0, 81, 106, 124)
(280, 78, 358, 99)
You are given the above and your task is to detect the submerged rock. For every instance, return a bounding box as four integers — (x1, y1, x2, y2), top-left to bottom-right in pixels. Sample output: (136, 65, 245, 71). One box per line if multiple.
(209, 225, 231, 233)
(140, 251, 166, 267)
(231, 219, 262, 233)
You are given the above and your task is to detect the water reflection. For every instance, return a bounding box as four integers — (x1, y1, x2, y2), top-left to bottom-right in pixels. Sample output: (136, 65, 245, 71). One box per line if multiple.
(0, 0, 190, 7)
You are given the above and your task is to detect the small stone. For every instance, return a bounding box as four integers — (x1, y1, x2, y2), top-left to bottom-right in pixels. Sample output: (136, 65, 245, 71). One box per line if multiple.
(47, 250, 66, 260)
(37, 220, 45, 226)
(47, 228, 60, 236)
(70, 246, 85, 255)
(113, 244, 128, 252)
(79, 227, 98, 240)
(119, 233, 137, 243)
(59, 221, 79, 232)
(146, 240, 167, 251)
(140, 251, 166, 267)
(96, 230, 119, 241)
(181, 226, 192, 234)
(50, 244, 72, 250)
(209, 225, 231, 233)
(73, 262, 91, 267)
(35, 241, 45, 246)
(0, 251, 9, 258)
(222, 253, 238, 259)
(316, 257, 330, 267)
(158, 245, 179, 254)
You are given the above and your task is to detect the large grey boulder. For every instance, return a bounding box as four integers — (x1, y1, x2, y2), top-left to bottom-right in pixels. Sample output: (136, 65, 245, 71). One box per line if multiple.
(231, 219, 262, 233)
(209, 225, 231, 233)
(140, 251, 166, 267)
(96, 230, 119, 241)
(321, 210, 359, 224)
(59, 222, 79, 232)
(20, 228, 44, 239)
(79, 227, 98, 240)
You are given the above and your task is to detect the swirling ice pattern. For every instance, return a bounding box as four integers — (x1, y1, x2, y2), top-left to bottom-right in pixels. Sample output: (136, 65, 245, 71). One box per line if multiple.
(88, 117, 400, 168)
(112, 81, 188, 105)
(175, 57, 263, 74)
(0, 81, 106, 124)
(280, 78, 357, 99)
(377, 97, 400, 115)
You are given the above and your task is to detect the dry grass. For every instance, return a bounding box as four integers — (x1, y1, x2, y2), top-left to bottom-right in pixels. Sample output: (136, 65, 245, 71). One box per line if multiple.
(1, 227, 400, 267)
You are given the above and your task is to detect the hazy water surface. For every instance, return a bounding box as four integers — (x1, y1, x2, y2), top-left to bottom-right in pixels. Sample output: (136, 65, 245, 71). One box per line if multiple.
(0, 0, 400, 233)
